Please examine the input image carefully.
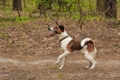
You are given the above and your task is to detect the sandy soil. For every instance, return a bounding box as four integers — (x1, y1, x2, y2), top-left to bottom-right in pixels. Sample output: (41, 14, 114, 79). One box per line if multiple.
(0, 18, 120, 80)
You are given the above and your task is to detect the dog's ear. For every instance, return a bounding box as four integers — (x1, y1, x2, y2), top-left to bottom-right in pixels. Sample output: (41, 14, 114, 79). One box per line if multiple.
(59, 25, 64, 32)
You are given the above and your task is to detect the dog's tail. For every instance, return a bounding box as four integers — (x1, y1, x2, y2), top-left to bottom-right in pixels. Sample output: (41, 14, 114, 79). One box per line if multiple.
(81, 38, 93, 47)
(81, 38, 96, 56)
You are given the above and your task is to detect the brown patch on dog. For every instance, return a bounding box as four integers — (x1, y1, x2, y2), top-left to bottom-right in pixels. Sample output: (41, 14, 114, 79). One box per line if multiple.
(85, 41, 94, 53)
(54, 27, 62, 34)
(67, 39, 83, 52)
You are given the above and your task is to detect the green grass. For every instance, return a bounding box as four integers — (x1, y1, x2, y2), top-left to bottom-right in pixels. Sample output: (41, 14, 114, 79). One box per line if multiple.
(1, 0, 119, 27)
(0, 33, 10, 40)
(58, 74, 64, 79)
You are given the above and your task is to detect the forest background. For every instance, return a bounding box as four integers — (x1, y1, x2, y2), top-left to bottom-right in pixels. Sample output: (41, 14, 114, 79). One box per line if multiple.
(0, 0, 120, 27)
(0, 0, 120, 80)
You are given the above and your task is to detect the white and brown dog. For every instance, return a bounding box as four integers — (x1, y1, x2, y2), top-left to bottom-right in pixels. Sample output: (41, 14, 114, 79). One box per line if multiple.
(48, 25, 97, 69)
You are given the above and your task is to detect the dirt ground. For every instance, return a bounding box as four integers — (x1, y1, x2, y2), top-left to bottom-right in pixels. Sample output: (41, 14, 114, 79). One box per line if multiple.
(0, 18, 120, 80)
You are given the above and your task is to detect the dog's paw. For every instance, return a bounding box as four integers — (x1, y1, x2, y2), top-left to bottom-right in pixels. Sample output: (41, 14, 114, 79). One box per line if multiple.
(56, 62, 59, 65)
(89, 67, 94, 69)
(84, 66, 90, 69)
(59, 66, 63, 70)
(89, 63, 96, 69)
(89, 65, 95, 69)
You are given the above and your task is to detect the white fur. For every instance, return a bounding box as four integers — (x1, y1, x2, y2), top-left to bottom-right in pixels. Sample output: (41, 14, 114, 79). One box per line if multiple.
(56, 30, 73, 69)
(49, 27, 54, 31)
(54, 31, 97, 69)
(59, 31, 69, 40)
(81, 45, 97, 69)
(81, 38, 92, 47)
(80, 38, 97, 69)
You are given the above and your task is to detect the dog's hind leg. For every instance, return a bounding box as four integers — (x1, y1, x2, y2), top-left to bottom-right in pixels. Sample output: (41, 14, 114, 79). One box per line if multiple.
(83, 46, 97, 69)
(85, 54, 96, 69)
(56, 51, 70, 69)
(89, 48, 97, 69)
(89, 57, 96, 69)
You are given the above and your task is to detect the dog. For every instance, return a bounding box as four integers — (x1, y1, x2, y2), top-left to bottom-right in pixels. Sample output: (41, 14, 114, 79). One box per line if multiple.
(48, 15, 97, 69)
(48, 25, 97, 69)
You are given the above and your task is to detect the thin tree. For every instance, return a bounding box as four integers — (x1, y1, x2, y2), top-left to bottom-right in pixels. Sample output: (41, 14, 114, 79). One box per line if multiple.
(96, 0, 105, 12)
(77, 0, 83, 30)
(105, 0, 117, 18)
(96, 0, 117, 18)
(12, 0, 22, 17)
(23, 0, 26, 8)
(12, 0, 22, 11)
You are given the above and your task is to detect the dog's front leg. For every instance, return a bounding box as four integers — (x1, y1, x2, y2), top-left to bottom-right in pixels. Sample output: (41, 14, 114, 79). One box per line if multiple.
(59, 57, 65, 69)
(56, 51, 70, 69)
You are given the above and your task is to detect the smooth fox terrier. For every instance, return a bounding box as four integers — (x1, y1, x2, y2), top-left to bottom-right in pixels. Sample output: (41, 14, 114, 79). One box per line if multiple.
(48, 24, 97, 69)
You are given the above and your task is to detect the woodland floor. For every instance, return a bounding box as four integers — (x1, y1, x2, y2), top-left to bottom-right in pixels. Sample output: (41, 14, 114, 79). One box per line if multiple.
(0, 17, 120, 80)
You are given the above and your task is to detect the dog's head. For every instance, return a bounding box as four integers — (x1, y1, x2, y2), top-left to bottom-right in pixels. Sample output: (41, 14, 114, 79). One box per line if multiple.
(48, 25, 65, 36)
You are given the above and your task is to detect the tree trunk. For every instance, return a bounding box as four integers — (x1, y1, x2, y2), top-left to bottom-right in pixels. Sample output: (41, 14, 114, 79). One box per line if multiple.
(12, 0, 22, 11)
(96, 0, 117, 18)
(96, 0, 105, 12)
(1, 0, 6, 8)
(105, 0, 117, 18)
(77, 0, 83, 30)
(23, 0, 26, 8)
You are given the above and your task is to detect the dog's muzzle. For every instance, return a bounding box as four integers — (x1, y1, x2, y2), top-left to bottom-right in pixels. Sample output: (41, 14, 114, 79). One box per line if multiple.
(48, 27, 56, 36)
(48, 27, 54, 31)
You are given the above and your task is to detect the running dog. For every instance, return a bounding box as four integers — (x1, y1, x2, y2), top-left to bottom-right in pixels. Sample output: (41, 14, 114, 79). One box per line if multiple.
(48, 17, 97, 69)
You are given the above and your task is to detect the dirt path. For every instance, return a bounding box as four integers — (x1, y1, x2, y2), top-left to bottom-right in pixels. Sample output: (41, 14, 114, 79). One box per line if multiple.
(0, 57, 120, 80)
(0, 57, 120, 67)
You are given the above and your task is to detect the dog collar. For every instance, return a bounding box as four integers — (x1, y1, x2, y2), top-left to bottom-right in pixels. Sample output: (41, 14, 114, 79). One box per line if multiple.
(59, 36, 69, 42)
